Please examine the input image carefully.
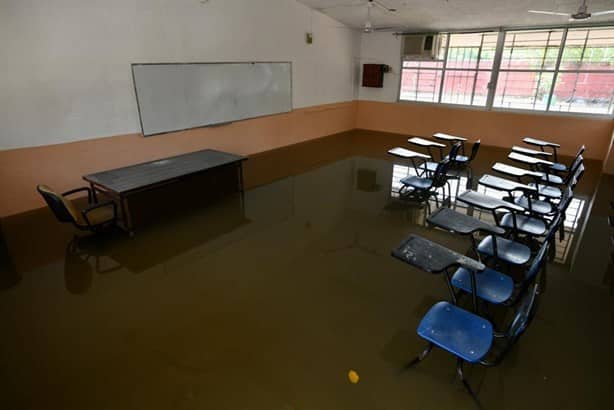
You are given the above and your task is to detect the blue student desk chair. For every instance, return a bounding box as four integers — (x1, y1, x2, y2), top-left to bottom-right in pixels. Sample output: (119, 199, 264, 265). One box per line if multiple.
(392, 234, 541, 408)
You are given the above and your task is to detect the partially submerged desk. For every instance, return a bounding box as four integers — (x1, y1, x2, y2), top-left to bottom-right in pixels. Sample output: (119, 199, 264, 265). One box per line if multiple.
(84, 149, 246, 233)
(408, 137, 446, 160)
(433, 132, 467, 155)
(492, 162, 543, 180)
(388, 147, 431, 175)
(511, 146, 552, 158)
(508, 152, 554, 168)
(522, 137, 560, 162)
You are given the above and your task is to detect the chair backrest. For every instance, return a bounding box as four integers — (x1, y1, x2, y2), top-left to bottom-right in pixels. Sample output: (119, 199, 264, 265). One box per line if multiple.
(557, 186, 574, 215)
(569, 162, 585, 189)
(447, 141, 462, 162)
(37, 185, 81, 225)
(575, 145, 586, 158)
(544, 213, 562, 244)
(507, 282, 539, 341)
(468, 140, 481, 162)
(564, 154, 584, 184)
(525, 239, 549, 283)
(431, 159, 452, 188)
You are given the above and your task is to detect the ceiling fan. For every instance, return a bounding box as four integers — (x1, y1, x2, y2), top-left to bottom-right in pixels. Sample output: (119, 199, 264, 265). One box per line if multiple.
(529, 0, 614, 21)
(317, 0, 399, 33)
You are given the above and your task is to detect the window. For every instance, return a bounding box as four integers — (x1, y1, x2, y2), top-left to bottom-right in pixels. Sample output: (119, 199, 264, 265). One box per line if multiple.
(400, 35, 447, 103)
(399, 26, 614, 116)
(494, 29, 563, 111)
(400, 32, 497, 107)
(549, 27, 614, 114)
(441, 32, 498, 107)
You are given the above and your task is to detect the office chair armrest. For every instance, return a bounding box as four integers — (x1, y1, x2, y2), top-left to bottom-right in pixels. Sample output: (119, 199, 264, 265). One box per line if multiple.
(62, 187, 93, 203)
(81, 200, 117, 227)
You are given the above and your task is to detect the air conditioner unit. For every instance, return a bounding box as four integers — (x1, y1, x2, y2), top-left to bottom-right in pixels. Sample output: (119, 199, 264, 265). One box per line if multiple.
(403, 34, 442, 60)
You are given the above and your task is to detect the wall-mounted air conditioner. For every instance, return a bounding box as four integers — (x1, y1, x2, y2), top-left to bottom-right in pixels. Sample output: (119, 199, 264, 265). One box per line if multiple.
(402, 34, 442, 60)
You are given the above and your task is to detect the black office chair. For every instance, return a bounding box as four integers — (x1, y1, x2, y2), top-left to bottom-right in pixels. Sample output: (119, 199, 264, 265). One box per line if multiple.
(37, 185, 118, 233)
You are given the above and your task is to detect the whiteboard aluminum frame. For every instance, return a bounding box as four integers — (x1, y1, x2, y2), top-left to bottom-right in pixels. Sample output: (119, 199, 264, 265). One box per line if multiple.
(131, 61, 294, 137)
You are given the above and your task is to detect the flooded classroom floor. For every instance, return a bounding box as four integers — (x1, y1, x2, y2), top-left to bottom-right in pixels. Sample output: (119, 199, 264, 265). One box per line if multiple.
(1, 131, 613, 410)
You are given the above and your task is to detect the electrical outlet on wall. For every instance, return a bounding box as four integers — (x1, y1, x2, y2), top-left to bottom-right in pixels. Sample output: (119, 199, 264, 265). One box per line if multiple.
(306, 32, 313, 44)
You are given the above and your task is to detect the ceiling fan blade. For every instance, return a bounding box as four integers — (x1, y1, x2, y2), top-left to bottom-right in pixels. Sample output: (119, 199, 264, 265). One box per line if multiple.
(372, 0, 398, 13)
(528, 10, 570, 16)
(373, 25, 404, 32)
(318, 1, 366, 10)
(592, 10, 614, 16)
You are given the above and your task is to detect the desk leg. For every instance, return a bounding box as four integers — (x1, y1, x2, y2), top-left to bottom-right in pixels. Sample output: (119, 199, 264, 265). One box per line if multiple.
(89, 183, 98, 202)
(238, 162, 245, 212)
(120, 195, 135, 236)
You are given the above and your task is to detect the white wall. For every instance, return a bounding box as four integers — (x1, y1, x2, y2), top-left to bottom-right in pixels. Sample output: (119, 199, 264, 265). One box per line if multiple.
(0, 0, 360, 149)
(358, 32, 402, 103)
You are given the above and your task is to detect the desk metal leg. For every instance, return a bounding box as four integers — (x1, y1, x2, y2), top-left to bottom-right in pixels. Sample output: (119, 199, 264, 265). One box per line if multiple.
(89, 183, 98, 202)
(238, 162, 245, 212)
(119, 195, 134, 236)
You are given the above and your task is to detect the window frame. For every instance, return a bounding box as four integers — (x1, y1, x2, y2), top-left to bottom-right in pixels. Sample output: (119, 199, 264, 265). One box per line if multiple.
(397, 24, 614, 118)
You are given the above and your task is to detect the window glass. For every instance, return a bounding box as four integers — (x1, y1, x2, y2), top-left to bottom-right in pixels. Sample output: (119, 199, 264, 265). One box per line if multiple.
(398, 26, 614, 116)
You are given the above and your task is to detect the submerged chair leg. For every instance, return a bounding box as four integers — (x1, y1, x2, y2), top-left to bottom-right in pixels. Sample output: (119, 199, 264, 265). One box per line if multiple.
(466, 166, 473, 189)
(404, 343, 433, 369)
(456, 358, 482, 409)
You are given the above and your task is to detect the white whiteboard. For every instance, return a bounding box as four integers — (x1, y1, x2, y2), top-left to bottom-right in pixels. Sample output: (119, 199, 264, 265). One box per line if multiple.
(132, 62, 292, 136)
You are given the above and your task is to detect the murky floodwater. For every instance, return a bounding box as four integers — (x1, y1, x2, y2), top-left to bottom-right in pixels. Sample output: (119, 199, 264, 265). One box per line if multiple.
(1, 131, 612, 409)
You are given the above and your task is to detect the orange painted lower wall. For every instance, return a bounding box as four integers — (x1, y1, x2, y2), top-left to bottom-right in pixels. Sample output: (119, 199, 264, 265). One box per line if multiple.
(2, 99, 613, 218)
(0, 101, 356, 218)
(355, 100, 614, 161)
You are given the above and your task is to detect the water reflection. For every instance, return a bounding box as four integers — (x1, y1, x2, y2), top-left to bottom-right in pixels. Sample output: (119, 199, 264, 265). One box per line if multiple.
(388, 161, 588, 265)
(0, 133, 610, 410)
(0, 221, 20, 290)
(64, 236, 122, 294)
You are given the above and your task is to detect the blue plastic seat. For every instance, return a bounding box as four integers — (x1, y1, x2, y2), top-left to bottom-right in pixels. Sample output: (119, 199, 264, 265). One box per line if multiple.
(539, 173, 563, 185)
(527, 183, 562, 199)
(451, 267, 514, 304)
(400, 175, 433, 189)
(446, 154, 469, 163)
(500, 213, 547, 236)
(514, 196, 553, 215)
(417, 301, 493, 363)
(550, 162, 567, 172)
(477, 235, 531, 265)
(420, 161, 439, 173)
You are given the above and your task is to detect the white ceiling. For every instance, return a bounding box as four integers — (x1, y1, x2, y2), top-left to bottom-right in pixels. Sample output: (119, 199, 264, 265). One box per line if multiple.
(297, 0, 614, 31)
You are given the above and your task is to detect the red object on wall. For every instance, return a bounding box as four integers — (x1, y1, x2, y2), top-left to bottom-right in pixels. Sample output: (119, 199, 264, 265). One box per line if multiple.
(362, 64, 385, 88)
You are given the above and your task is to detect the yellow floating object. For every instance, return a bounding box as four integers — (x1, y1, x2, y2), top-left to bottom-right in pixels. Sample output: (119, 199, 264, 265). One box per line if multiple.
(348, 369, 360, 384)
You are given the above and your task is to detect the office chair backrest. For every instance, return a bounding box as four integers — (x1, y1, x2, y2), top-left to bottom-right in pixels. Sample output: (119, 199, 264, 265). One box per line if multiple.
(37, 185, 81, 225)
(431, 159, 452, 188)
(468, 140, 481, 162)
